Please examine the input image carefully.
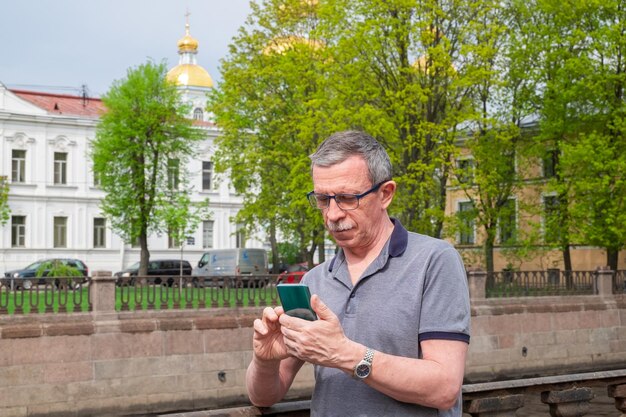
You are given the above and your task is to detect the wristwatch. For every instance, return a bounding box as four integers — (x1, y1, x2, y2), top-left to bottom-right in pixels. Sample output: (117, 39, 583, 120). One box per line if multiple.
(354, 347, 375, 379)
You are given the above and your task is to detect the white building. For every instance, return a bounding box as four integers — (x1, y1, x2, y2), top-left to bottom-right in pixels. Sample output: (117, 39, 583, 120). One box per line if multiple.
(0, 23, 266, 275)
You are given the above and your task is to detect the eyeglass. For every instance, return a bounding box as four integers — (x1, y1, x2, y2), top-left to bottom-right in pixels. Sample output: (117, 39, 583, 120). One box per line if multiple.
(307, 180, 389, 211)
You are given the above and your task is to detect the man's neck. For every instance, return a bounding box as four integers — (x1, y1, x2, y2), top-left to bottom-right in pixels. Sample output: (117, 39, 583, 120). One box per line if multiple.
(343, 217, 395, 284)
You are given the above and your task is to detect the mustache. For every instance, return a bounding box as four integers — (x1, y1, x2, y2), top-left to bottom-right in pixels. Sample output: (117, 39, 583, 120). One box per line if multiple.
(326, 220, 354, 232)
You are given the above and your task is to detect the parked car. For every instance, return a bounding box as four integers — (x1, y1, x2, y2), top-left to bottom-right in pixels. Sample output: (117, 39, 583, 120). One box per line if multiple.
(277, 262, 311, 284)
(192, 249, 268, 276)
(3, 258, 89, 289)
(114, 259, 192, 286)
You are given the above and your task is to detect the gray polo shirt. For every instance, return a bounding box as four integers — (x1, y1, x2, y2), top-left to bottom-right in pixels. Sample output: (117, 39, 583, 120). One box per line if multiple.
(301, 219, 470, 417)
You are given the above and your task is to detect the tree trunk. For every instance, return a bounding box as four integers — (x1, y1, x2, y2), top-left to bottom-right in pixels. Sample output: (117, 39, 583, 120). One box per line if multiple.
(484, 235, 495, 274)
(484, 233, 496, 290)
(139, 233, 150, 276)
(562, 243, 572, 272)
(318, 237, 325, 264)
(607, 248, 619, 271)
(268, 220, 280, 274)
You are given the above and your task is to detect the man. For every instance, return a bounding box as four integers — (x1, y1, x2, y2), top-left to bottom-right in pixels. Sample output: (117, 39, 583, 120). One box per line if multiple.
(246, 130, 471, 416)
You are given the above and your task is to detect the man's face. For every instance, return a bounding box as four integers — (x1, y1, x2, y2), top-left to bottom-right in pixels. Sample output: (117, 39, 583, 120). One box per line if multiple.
(311, 156, 386, 251)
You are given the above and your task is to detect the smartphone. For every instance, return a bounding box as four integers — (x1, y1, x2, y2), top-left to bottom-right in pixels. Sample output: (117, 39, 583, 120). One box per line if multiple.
(277, 283, 317, 321)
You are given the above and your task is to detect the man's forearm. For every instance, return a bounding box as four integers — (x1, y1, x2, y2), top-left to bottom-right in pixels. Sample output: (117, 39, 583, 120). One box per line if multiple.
(246, 355, 303, 407)
(364, 341, 468, 410)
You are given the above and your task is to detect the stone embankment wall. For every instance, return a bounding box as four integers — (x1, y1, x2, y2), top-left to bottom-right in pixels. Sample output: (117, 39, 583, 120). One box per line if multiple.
(0, 308, 314, 417)
(466, 295, 626, 382)
(0, 273, 623, 416)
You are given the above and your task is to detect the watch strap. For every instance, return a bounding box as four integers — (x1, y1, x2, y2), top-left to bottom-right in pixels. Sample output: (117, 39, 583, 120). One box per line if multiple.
(363, 347, 374, 365)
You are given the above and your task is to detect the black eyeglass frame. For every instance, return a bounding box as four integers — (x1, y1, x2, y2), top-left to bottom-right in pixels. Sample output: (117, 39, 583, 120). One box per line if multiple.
(306, 180, 390, 211)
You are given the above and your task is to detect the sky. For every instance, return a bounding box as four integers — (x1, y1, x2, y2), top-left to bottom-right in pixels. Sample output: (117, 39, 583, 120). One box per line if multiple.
(0, 0, 253, 98)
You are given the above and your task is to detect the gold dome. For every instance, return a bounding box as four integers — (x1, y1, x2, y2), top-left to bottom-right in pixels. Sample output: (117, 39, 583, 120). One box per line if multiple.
(177, 23, 199, 53)
(167, 64, 214, 88)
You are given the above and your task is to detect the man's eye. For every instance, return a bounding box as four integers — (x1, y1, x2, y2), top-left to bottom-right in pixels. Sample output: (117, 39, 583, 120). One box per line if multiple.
(336, 195, 356, 203)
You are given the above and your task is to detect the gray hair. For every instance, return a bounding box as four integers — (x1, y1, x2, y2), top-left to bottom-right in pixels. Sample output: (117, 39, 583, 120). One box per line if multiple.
(309, 130, 392, 184)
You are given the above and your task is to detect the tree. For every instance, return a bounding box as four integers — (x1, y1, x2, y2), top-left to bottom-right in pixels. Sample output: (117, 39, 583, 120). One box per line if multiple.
(558, 0, 626, 269)
(0, 176, 9, 226)
(507, 0, 600, 271)
(208, 0, 332, 272)
(446, 0, 538, 274)
(511, 0, 626, 270)
(320, 0, 482, 237)
(92, 61, 205, 275)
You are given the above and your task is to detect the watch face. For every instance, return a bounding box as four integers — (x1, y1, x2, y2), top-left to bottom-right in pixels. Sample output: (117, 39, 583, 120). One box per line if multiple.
(355, 363, 371, 378)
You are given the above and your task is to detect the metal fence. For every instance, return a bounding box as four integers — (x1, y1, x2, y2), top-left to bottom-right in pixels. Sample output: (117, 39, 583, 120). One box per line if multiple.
(486, 270, 597, 298)
(1, 270, 624, 314)
(115, 275, 280, 311)
(0, 277, 91, 314)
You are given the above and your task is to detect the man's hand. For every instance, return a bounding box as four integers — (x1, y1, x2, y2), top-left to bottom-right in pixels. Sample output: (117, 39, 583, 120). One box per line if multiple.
(278, 294, 352, 369)
(252, 306, 289, 361)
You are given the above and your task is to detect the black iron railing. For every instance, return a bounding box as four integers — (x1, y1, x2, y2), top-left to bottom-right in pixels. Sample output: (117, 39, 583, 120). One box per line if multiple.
(115, 275, 280, 311)
(486, 270, 596, 298)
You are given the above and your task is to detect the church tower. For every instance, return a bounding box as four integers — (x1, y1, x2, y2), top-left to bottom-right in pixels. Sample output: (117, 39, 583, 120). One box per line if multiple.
(166, 14, 213, 122)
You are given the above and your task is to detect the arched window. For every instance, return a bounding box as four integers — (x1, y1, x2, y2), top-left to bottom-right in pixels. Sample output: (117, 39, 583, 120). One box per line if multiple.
(193, 108, 204, 121)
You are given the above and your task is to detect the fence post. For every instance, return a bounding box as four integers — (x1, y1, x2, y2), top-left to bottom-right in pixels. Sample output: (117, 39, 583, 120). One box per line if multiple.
(594, 266, 614, 297)
(90, 270, 116, 315)
(467, 268, 487, 300)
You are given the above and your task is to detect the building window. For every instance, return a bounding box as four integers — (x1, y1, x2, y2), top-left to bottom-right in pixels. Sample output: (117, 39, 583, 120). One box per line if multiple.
(236, 223, 246, 248)
(202, 220, 214, 248)
(93, 168, 101, 187)
(168, 227, 180, 249)
(543, 149, 558, 178)
(12, 150, 26, 183)
(193, 108, 204, 121)
(456, 158, 475, 184)
(167, 158, 179, 190)
(202, 161, 213, 191)
(93, 217, 106, 248)
(54, 152, 67, 185)
(11, 216, 26, 247)
(499, 198, 517, 244)
(543, 195, 561, 244)
(458, 201, 475, 245)
(53, 216, 67, 248)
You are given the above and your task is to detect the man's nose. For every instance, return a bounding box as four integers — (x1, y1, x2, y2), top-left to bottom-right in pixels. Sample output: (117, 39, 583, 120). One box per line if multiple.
(325, 198, 345, 220)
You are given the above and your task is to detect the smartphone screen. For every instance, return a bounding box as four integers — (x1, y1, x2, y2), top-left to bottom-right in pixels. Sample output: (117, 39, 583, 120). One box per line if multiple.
(276, 283, 317, 321)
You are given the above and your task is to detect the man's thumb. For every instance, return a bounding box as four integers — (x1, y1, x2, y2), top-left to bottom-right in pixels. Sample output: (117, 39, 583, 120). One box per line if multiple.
(311, 294, 335, 321)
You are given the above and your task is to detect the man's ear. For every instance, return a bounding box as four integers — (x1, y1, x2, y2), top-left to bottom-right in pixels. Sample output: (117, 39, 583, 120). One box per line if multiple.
(380, 180, 396, 209)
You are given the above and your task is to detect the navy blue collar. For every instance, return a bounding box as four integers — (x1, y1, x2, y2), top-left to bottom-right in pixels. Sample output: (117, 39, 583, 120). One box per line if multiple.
(328, 218, 408, 272)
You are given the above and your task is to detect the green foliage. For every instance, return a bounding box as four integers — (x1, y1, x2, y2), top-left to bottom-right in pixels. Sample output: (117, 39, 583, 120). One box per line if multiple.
(35, 260, 83, 278)
(210, 0, 626, 270)
(208, 0, 329, 265)
(323, 0, 481, 237)
(510, 0, 626, 269)
(91, 60, 205, 273)
(0, 176, 9, 226)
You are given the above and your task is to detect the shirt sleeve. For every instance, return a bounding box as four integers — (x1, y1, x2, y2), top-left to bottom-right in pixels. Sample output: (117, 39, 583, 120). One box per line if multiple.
(418, 245, 471, 344)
